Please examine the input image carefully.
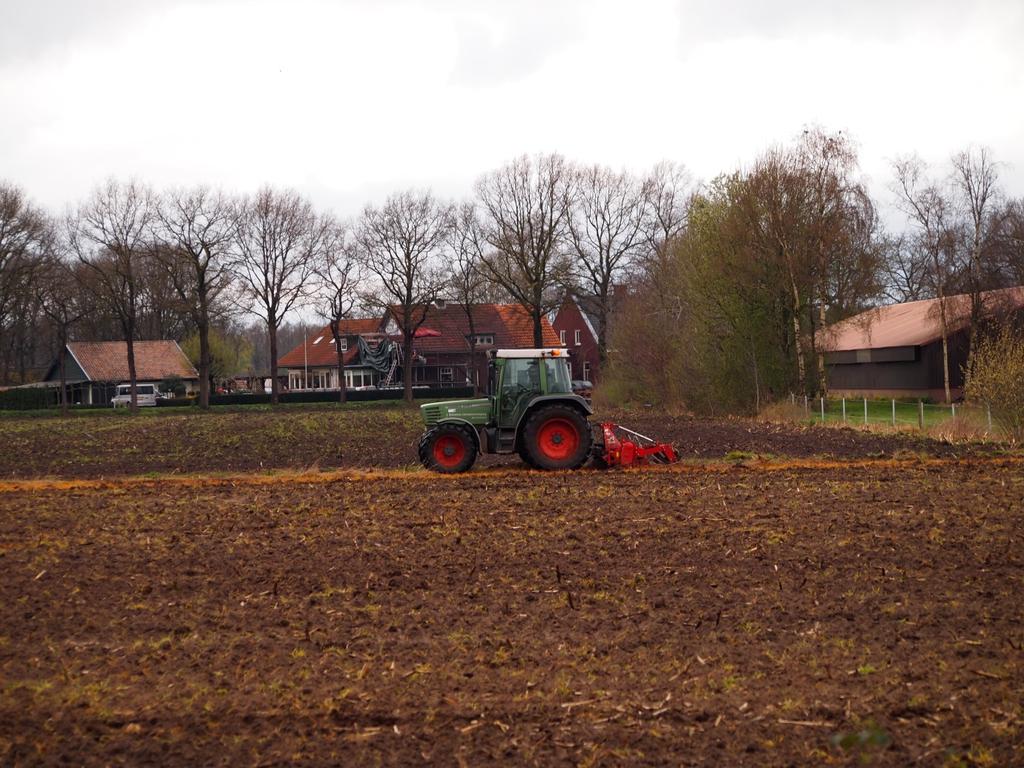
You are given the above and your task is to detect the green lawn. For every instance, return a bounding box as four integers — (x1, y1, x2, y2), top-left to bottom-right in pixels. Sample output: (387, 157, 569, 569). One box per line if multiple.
(799, 397, 991, 430)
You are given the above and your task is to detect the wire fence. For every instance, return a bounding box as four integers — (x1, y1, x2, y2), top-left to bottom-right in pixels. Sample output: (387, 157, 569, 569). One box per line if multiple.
(789, 394, 1001, 437)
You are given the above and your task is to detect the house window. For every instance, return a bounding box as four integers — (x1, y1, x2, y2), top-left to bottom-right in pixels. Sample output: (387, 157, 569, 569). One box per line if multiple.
(574, 329, 582, 346)
(346, 369, 374, 388)
(471, 334, 494, 346)
(339, 337, 348, 352)
(583, 361, 591, 381)
(559, 329, 566, 345)
(440, 367, 454, 383)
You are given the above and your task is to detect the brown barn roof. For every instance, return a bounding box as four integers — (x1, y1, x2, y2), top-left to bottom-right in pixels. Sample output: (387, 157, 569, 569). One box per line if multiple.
(68, 341, 198, 381)
(277, 319, 381, 368)
(386, 303, 562, 352)
(821, 286, 1024, 352)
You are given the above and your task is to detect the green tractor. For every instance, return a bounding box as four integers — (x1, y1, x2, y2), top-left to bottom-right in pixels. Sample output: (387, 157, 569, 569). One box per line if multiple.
(417, 348, 678, 473)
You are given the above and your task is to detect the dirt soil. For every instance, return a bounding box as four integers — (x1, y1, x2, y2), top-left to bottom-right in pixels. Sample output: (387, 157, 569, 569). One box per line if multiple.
(0, 405, 1008, 479)
(1, 461, 1021, 766)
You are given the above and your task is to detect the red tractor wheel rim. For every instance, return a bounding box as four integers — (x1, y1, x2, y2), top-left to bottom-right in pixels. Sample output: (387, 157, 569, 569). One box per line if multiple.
(537, 418, 579, 461)
(433, 434, 466, 468)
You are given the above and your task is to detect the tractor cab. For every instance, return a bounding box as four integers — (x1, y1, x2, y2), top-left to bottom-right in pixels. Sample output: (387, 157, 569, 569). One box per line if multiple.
(488, 349, 574, 428)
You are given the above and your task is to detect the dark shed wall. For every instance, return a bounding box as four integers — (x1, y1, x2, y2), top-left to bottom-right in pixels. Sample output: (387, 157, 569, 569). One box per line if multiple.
(827, 329, 970, 394)
(43, 353, 87, 383)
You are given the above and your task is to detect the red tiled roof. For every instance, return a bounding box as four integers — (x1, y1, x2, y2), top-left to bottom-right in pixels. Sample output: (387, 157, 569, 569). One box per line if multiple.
(68, 341, 198, 381)
(386, 303, 562, 352)
(278, 319, 379, 368)
(821, 286, 1024, 352)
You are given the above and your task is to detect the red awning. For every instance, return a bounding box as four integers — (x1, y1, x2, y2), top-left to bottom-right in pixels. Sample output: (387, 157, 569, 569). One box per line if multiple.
(390, 326, 443, 339)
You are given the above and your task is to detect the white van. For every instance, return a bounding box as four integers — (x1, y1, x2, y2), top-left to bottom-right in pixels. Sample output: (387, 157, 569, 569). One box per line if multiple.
(111, 383, 160, 408)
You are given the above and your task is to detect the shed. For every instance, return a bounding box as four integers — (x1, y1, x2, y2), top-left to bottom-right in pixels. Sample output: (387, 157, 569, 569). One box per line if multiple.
(43, 340, 199, 405)
(821, 286, 1024, 400)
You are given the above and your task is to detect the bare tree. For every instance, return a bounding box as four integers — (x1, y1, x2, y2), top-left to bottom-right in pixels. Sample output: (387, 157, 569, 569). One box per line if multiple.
(448, 202, 495, 394)
(356, 190, 452, 403)
(951, 147, 1002, 354)
(567, 164, 647, 362)
(0, 182, 50, 384)
(153, 187, 236, 409)
(992, 199, 1024, 286)
(641, 160, 692, 270)
(313, 217, 361, 404)
(476, 153, 574, 347)
(36, 252, 91, 414)
(233, 187, 322, 405)
(880, 233, 930, 303)
(892, 156, 959, 402)
(797, 129, 882, 394)
(68, 179, 154, 412)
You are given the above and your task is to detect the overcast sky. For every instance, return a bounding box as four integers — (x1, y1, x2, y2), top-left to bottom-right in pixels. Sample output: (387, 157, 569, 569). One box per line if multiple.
(2, 0, 1022, 220)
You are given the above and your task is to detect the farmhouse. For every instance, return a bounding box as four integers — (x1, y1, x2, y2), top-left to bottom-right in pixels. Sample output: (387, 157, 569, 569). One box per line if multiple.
(821, 285, 1024, 400)
(280, 303, 562, 391)
(549, 288, 629, 383)
(550, 295, 599, 383)
(42, 340, 199, 405)
(278, 318, 383, 391)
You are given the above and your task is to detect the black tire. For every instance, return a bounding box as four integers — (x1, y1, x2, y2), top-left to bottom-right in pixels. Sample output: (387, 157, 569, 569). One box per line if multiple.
(521, 404, 592, 471)
(418, 423, 478, 473)
(590, 425, 609, 468)
(517, 444, 538, 469)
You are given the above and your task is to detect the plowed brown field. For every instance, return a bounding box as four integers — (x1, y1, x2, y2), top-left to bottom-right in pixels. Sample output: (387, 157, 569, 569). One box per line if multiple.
(2, 459, 1022, 766)
(0, 405, 1007, 479)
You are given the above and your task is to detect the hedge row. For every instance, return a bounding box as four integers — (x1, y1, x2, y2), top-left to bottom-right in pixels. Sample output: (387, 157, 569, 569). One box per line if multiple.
(205, 387, 475, 406)
(0, 388, 53, 410)
(1, 386, 477, 411)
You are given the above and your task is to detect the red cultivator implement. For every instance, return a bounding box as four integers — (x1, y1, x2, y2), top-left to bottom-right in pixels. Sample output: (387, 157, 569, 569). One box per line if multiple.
(594, 422, 679, 468)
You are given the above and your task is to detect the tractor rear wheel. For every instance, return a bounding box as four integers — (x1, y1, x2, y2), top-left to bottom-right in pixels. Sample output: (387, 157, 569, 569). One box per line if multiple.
(419, 423, 477, 473)
(517, 444, 538, 469)
(521, 405, 592, 471)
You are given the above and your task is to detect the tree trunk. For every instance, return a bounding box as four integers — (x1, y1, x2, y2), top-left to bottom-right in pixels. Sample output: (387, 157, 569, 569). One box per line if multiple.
(816, 303, 828, 397)
(789, 282, 806, 394)
(331, 321, 347, 405)
(464, 305, 479, 396)
(126, 334, 138, 415)
(938, 294, 951, 404)
(467, 341, 478, 395)
(268, 318, 280, 405)
(198, 318, 211, 410)
(596, 301, 609, 366)
(403, 330, 414, 404)
(532, 306, 543, 348)
(58, 336, 68, 416)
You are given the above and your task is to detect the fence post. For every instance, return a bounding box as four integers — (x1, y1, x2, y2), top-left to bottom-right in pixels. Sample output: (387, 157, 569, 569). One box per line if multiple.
(987, 403, 993, 433)
(918, 400, 924, 430)
(892, 399, 896, 427)
(804, 395, 809, 417)
(820, 396, 825, 422)
(863, 397, 868, 425)
(791, 392, 795, 406)
(842, 397, 846, 422)
(951, 403, 956, 419)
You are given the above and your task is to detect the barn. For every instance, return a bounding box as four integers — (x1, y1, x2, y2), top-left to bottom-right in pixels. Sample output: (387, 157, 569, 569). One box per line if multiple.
(822, 286, 1024, 401)
(42, 340, 199, 405)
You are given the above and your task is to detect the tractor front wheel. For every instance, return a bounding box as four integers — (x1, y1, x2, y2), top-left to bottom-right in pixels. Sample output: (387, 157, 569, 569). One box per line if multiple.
(419, 423, 477, 473)
(521, 405, 592, 471)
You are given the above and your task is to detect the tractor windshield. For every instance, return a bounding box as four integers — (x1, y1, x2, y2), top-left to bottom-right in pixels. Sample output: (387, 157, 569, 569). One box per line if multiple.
(544, 358, 572, 394)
